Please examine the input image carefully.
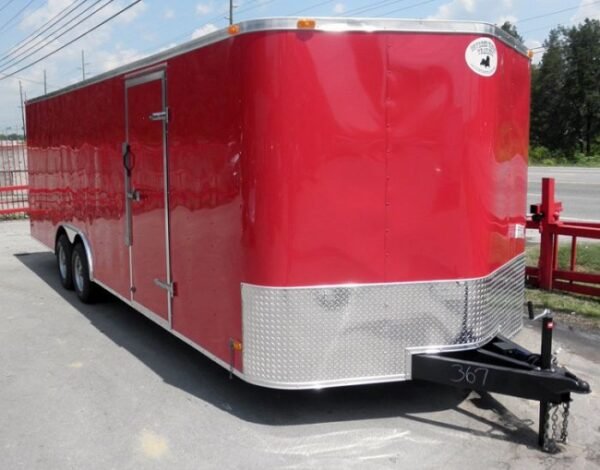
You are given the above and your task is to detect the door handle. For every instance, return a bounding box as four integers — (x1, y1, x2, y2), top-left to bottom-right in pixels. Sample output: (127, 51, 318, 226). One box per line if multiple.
(127, 189, 142, 202)
(122, 142, 133, 174)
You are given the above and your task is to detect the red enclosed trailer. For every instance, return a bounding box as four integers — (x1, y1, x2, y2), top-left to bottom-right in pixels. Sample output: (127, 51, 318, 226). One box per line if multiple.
(27, 17, 532, 389)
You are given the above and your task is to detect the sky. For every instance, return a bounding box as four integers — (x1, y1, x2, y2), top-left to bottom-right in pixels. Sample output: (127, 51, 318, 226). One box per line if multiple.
(0, 0, 599, 133)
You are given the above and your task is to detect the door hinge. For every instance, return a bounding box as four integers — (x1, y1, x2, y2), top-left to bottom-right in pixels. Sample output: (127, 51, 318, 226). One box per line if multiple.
(154, 278, 176, 297)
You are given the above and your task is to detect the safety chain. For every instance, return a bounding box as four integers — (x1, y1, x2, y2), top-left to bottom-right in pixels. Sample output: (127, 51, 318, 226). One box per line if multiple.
(560, 401, 570, 443)
(542, 401, 570, 452)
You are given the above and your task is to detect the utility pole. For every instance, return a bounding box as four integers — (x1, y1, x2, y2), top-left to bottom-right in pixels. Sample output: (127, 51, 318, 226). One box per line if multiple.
(18, 81, 26, 140)
(79, 50, 91, 81)
(43, 69, 47, 94)
(229, 0, 233, 25)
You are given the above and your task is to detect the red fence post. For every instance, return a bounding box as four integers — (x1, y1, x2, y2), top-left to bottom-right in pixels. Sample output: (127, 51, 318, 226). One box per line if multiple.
(528, 177, 600, 297)
(538, 178, 559, 290)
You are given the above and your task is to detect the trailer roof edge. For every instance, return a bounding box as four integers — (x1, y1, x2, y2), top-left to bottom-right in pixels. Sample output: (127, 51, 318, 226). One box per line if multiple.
(26, 17, 529, 105)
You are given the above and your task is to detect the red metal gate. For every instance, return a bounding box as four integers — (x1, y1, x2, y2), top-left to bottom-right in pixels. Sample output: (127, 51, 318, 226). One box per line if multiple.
(526, 177, 600, 297)
(0, 140, 28, 218)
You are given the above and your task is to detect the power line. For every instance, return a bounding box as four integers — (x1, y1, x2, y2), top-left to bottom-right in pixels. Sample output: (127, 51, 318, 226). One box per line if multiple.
(0, 70, 59, 88)
(0, 0, 143, 80)
(138, 0, 276, 59)
(0, 0, 84, 65)
(290, 0, 334, 16)
(0, 0, 109, 71)
(235, 0, 277, 17)
(0, 0, 17, 14)
(515, 0, 600, 25)
(0, 0, 40, 35)
(341, 0, 411, 17)
(380, 0, 440, 17)
(0, 0, 117, 75)
(519, 1, 600, 35)
(522, 14, 600, 35)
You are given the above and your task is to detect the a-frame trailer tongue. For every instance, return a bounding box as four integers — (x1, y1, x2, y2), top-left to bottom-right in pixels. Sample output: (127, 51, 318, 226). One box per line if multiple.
(412, 304, 590, 451)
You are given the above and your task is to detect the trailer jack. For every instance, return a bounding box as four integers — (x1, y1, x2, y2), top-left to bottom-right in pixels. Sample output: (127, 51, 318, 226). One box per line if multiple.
(412, 305, 590, 451)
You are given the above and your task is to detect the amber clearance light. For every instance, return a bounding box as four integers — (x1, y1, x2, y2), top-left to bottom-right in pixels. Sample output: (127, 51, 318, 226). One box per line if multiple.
(228, 24, 240, 35)
(297, 18, 316, 29)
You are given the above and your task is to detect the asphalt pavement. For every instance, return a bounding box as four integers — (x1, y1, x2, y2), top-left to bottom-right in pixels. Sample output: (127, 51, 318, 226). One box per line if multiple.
(528, 167, 600, 221)
(1, 220, 599, 469)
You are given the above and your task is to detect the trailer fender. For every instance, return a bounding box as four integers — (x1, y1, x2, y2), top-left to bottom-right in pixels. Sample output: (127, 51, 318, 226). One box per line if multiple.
(59, 224, 95, 281)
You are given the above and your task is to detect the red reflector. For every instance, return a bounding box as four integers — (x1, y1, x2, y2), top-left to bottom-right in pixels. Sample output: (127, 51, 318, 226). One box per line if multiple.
(547, 321, 554, 329)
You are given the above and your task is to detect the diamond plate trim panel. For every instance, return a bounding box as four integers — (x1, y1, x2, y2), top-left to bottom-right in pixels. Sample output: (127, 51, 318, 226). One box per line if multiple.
(241, 255, 525, 389)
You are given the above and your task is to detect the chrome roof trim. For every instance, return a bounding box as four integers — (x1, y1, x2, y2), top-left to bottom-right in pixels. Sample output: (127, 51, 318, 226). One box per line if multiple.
(27, 17, 528, 104)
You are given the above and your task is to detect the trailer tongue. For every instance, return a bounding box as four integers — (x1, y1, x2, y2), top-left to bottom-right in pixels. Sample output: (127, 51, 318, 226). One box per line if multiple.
(412, 305, 590, 451)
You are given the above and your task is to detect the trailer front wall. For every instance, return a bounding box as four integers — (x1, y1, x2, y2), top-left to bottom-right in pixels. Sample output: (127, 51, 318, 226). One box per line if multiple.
(240, 31, 529, 287)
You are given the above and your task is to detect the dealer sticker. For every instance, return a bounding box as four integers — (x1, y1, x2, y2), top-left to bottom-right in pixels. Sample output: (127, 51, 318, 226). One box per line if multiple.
(465, 37, 497, 77)
(509, 223, 526, 239)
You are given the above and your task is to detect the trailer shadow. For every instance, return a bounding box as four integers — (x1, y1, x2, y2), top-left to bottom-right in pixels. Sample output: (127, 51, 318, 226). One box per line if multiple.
(16, 250, 539, 448)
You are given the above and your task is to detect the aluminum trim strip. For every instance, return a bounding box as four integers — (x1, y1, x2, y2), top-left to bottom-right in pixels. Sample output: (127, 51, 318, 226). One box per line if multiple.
(240, 372, 409, 390)
(241, 255, 525, 389)
(27, 17, 528, 104)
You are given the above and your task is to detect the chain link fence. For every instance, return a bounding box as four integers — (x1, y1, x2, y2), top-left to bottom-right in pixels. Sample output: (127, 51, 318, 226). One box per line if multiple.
(0, 140, 28, 219)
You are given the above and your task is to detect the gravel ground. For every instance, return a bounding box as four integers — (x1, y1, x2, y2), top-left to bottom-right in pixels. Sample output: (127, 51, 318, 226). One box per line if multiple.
(1, 220, 599, 469)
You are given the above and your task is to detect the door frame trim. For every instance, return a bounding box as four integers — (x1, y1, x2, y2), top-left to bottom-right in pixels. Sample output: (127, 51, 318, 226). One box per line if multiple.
(123, 68, 173, 328)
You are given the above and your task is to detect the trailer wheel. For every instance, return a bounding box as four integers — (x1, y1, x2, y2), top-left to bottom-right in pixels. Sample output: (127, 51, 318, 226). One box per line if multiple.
(71, 243, 97, 303)
(55, 234, 74, 290)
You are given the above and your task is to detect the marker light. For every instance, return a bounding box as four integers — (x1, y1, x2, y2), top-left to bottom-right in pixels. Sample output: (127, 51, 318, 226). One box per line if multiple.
(228, 24, 240, 35)
(297, 18, 316, 29)
(527, 49, 534, 60)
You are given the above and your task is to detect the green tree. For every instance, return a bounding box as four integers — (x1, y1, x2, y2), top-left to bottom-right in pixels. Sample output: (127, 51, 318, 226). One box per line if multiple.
(531, 19, 600, 157)
(0, 133, 24, 141)
(500, 20, 524, 43)
(530, 29, 569, 153)
(561, 19, 600, 155)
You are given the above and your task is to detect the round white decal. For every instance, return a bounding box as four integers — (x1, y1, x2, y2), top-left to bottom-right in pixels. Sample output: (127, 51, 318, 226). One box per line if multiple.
(465, 37, 497, 77)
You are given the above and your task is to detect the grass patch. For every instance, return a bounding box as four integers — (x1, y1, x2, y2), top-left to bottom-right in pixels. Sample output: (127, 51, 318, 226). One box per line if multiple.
(0, 214, 28, 221)
(526, 288, 600, 319)
(529, 146, 600, 167)
(526, 243, 600, 272)
(526, 242, 600, 319)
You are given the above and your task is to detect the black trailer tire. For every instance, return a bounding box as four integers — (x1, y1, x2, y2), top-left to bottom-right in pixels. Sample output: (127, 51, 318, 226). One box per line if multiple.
(71, 242, 97, 303)
(55, 234, 74, 290)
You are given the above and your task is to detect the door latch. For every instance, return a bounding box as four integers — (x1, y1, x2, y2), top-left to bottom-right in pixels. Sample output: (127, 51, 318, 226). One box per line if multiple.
(149, 110, 168, 122)
(154, 278, 177, 297)
(127, 189, 141, 202)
